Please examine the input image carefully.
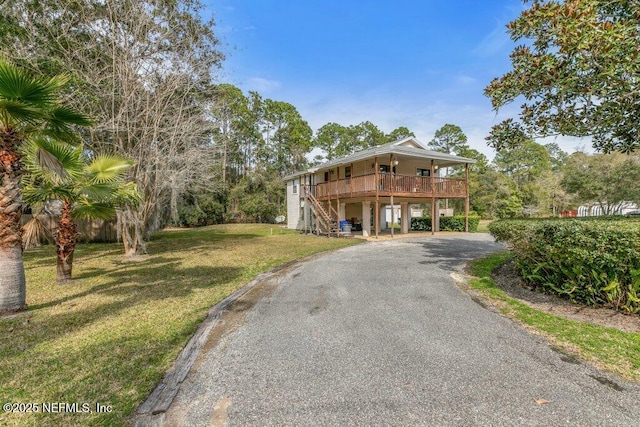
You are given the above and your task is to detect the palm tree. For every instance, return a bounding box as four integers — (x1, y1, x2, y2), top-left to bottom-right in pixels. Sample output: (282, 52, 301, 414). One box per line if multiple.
(0, 60, 90, 312)
(22, 138, 137, 283)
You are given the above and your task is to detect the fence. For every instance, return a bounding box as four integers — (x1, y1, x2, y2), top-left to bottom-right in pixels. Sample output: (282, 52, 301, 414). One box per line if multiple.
(21, 214, 119, 243)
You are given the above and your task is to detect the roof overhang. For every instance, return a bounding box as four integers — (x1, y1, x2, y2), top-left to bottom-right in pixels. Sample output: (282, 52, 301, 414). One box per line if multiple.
(284, 137, 476, 181)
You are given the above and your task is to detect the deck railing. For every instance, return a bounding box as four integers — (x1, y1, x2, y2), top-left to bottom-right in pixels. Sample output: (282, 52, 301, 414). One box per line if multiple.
(313, 173, 467, 199)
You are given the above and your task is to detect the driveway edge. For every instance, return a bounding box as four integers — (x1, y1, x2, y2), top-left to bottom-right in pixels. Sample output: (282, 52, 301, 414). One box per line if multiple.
(132, 247, 357, 426)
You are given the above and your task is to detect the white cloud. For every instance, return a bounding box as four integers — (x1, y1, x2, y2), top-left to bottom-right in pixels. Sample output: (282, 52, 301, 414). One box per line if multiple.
(295, 92, 497, 159)
(245, 77, 281, 94)
(473, 22, 511, 57)
(294, 90, 593, 163)
(538, 135, 594, 154)
(455, 74, 477, 85)
(473, 1, 527, 59)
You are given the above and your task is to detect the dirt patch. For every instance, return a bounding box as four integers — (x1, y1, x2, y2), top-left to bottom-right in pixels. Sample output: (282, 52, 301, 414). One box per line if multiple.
(194, 273, 282, 368)
(491, 260, 640, 334)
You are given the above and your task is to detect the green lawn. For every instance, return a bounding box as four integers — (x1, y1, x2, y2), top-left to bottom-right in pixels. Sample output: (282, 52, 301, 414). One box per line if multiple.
(475, 219, 493, 233)
(468, 252, 640, 381)
(0, 224, 362, 426)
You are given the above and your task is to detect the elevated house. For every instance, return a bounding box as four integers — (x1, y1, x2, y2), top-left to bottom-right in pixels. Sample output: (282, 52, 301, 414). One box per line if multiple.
(284, 137, 475, 237)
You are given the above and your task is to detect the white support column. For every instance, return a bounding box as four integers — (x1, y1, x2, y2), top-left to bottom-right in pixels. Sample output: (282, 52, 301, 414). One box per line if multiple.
(401, 202, 409, 234)
(339, 202, 346, 221)
(390, 195, 394, 238)
(362, 201, 371, 237)
(434, 198, 440, 232)
(304, 198, 310, 234)
(379, 204, 387, 231)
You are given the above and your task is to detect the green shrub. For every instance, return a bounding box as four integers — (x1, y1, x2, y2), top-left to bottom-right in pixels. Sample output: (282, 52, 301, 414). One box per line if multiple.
(490, 218, 640, 313)
(488, 218, 535, 242)
(178, 198, 224, 227)
(411, 215, 479, 232)
(411, 216, 432, 231)
(442, 215, 480, 232)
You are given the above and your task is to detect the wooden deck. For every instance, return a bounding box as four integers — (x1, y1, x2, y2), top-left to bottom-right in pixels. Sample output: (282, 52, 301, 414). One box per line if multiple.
(313, 173, 467, 200)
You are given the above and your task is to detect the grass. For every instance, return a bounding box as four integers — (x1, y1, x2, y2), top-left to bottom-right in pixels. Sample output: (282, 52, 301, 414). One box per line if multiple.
(467, 252, 640, 381)
(0, 224, 362, 426)
(475, 219, 493, 233)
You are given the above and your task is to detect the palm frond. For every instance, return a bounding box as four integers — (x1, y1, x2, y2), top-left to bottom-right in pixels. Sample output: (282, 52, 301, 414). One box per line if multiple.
(110, 181, 142, 207)
(72, 200, 116, 220)
(77, 182, 120, 202)
(0, 99, 45, 126)
(22, 216, 53, 250)
(85, 155, 133, 184)
(22, 184, 74, 206)
(76, 179, 140, 211)
(45, 106, 93, 141)
(22, 137, 84, 182)
(0, 59, 64, 107)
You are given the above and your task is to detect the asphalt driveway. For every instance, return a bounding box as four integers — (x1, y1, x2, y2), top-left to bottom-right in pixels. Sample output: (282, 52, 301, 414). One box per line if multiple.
(159, 234, 639, 426)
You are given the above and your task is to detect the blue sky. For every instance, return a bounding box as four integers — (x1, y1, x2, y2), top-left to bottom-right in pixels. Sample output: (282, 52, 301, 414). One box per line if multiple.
(206, 1, 587, 159)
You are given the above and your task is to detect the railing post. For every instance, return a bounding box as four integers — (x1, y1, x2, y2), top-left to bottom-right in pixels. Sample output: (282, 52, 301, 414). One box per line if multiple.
(375, 157, 379, 239)
(390, 154, 395, 238)
(465, 163, 470, 232)
(431, 160, 435, 235)
(350, 163, 353, 197)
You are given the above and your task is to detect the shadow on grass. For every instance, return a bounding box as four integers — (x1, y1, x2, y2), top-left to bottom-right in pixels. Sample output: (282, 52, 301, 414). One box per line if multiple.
(30, 256, 177, 308)
(1, 323, 199, 425)
(16, 259, 244, 353)
(22, 246, 58, 268)
(14, 229, 272, 352)
(23, 245, 123, 269)
(150, 228, 264, 241)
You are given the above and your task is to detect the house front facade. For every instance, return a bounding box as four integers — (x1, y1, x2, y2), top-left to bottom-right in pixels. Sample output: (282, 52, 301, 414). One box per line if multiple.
(284, 137, 475, 238)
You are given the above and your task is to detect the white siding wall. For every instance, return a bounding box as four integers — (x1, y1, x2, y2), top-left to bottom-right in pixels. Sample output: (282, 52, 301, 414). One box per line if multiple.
(286, 179, 301, 229)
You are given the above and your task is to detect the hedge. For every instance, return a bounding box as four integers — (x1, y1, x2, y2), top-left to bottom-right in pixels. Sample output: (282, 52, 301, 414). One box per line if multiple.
(489, 218, 640, 313)
(411, 215, 479, 232)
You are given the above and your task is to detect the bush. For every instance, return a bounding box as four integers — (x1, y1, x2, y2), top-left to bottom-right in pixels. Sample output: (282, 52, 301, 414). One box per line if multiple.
(178, 198, 224, 227)
(411, 215, 479, 232)
(441, 215, 480, 232)
(488, 218, 535, 242)
(411, 216, 432, 231)
(490, 218, 640, 313)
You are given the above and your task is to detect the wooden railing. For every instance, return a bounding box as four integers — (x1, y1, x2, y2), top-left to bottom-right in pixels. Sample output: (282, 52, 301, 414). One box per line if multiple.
(314, 173, 467, 199)
(304, 186, 339, 236)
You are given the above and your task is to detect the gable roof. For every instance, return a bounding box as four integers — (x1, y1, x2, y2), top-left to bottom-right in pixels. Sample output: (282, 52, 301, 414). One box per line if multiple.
(284, 137, 476, 181)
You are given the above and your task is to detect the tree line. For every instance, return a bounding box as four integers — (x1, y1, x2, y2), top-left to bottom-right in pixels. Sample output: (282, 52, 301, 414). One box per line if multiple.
(2, 0, 640, 315)
(430, 126, 640, 219)
(205, 83, 422, 226)
(3, 0, 637, 243)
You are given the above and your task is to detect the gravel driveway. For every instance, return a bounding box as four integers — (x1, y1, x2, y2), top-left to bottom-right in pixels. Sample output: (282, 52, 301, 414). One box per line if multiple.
(158, 234, 639, 426)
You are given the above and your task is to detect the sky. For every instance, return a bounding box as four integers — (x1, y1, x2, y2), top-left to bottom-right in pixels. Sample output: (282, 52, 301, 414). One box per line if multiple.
(204, 0, 589, 160)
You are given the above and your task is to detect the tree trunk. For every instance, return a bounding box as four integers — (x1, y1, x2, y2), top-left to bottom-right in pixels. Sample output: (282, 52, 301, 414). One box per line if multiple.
(0, 246, 26, 313)
(169, 176, 179, 226)
(0, 127, 26, 313)
(56, 249, 74, 284)
(55, 200, 78, 283)
(118, 207, 147, 256)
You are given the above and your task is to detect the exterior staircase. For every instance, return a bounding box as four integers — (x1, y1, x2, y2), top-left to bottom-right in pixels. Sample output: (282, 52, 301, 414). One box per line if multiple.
(304, 187, 339, 236)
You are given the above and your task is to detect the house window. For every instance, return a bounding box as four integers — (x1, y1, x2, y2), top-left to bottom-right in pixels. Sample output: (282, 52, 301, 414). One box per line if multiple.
(416, 168, 431, 177)
(324, 171, 330, 182)
(292, 179, 298, 194)
(345, 166, 351, 180)
(380, 164, 396, 174)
